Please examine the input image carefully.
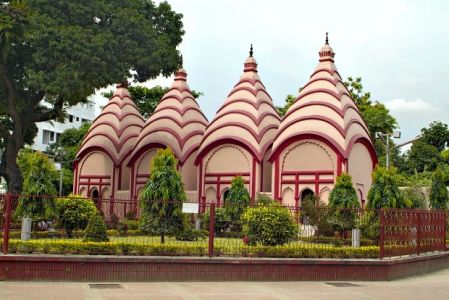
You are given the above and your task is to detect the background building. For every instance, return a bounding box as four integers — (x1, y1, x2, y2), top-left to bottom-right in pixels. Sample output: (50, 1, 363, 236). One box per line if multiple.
(31, 101, 96, 152)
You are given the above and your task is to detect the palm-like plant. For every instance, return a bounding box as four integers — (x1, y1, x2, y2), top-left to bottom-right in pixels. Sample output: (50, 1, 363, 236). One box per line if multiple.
(139, 148, 186, 243)
(14, 151, 58, 220)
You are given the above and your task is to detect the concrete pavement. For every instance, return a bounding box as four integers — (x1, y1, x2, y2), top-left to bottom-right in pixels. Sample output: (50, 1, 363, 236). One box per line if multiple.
(1, 268, 449, 300)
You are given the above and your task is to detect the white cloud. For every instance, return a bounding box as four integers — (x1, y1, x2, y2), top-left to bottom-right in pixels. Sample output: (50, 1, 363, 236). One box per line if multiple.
(385, 98, 438, 112)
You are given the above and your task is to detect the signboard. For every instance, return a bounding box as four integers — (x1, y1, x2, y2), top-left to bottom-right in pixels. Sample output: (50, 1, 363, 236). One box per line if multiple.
(182, 203, 199, 214)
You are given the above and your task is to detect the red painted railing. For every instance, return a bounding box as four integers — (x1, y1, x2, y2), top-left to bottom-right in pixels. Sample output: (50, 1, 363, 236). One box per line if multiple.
(379, 209, 447, 258)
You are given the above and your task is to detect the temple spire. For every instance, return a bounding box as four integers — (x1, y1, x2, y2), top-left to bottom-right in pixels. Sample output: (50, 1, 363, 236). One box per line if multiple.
(325, 32, 329, 45)
(249, 44, 253, 57)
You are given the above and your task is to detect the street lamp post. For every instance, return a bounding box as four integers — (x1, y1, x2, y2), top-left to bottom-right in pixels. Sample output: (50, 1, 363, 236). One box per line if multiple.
(54, 162, 63, 196)
(376, 130, 401, 169)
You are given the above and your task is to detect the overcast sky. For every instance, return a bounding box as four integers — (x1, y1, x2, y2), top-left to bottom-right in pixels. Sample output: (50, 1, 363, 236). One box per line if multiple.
(95, 0, 449, 147)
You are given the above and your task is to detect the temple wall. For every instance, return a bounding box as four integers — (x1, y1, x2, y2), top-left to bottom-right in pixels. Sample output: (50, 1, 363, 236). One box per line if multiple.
(348, 142, 373, 206)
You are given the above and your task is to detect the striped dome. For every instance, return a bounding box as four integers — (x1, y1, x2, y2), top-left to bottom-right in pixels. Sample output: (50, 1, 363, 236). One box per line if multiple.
(197, 53, 280, 162)
(271, 41, 373, 159)
(130, 69, 208, 163)
(77, 84, 144, 164)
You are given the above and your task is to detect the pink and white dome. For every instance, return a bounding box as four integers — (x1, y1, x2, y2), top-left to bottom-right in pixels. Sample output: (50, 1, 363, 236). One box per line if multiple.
(197, 49, 280, 162)
(77, 83, 144, 165)
(271, 39, 375, 160)
(130, 69, 208, 163)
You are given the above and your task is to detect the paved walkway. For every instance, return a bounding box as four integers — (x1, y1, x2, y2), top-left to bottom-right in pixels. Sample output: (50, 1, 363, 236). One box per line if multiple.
(1, 268, 449, 300)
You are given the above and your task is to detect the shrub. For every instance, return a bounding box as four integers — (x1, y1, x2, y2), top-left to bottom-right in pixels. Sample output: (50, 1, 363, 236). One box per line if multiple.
(402, 186, 427, 209)
(429, 167, 449, 209)
(327, 173, 360, 235)
(367, 166, 408, 209)
(300, 195, 334, 237)
(175, 229, 208, 241)
(242, 204, 298, 246)
(56, 196, 97, 237)
(240, 245, 379, 258)
(224, 176, 250, 220)
(84, 212, 109, 242)
(139, 148, 186, 243)
(200, 208, 231, 236)
(255, 193, 277, 206)
(358, 211, 380, 241)
(15, 151, 58, 221)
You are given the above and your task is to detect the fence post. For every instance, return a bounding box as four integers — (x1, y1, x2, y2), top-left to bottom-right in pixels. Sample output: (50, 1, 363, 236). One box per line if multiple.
(416, 211, 421, 255)
(109, 196, 114, 219)
(208, 203, 215, 257)
(444, 211, 448, 251)
(379, 209, 385, 259)
(2, 193, 12, 254)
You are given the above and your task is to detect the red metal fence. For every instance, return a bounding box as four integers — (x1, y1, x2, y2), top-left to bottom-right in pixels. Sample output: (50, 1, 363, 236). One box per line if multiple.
(379, 209, 447, 258)
(1, 194, 448, 258)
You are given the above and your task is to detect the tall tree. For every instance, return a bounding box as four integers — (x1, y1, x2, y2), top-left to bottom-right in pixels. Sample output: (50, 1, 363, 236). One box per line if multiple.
(0, 0, 184, 193)
(103, 85, 202, 118)
(420, 121, 449, 152)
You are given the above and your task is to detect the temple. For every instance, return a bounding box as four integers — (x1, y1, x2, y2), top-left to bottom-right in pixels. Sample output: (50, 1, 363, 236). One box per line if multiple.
(73, 37, 377, 215)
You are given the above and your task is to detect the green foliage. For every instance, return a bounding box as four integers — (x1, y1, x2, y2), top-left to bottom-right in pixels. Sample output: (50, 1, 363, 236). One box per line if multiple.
(102, 85, 202, 118)
(0, 0, 184, 193)
(56, 195, 97, 237)
(327, 173, 360, 234)
(404, 141, 441, 173)
(344, 77, 397, 140)
(402, 186, 427, 209)
(301, 196, 334, 237)
(358, 211, 380, 241)
(255, 193, 277, 206)
(367, 166, 408, 209)
(139, 148, 186, 241)
(240, 245, 379, 258)
(83, 212, 109, 242)
(429, 167, 449, 209)
(15, 151, 58, 219)
(224, 175, 250, 223)
(5, 240, 206, 256)
(420, 121, 449, 152)
(46, 122, 90, 162)
(242, 204, 298, 246)
(328, 173, 360, 209)
(276, 94, 296, 116)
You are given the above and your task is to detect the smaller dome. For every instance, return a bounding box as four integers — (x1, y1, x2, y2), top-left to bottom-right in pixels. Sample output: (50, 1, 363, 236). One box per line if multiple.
(130, 68, 208, 164)
(76, 84, 144, 164)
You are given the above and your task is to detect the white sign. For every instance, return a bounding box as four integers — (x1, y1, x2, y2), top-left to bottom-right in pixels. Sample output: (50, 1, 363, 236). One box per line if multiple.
(182, 203, 199, 214)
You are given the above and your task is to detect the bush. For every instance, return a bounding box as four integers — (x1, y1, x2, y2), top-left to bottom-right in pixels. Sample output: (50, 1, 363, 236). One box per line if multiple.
(3, 240, 207, 256)
(429, 167, 449, 209)
(402, 186, 427, 209)
(56, 196, 97, 237)
(175, 229, 208, 241)
(139, 148, 186, 243)
(358, 211, 380, 241)
(200, 208, 231, 236)
(368, 166, 408, 209)
(84, 212, 109, 242)
(301, 196, 334, 236)
(242, 204, 298, 246)
(240, 245, 379, 258)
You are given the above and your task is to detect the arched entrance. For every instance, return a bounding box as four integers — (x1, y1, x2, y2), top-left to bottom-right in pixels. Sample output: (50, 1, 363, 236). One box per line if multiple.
(91, 189, 100, 210)
(300, 188, 314, 204)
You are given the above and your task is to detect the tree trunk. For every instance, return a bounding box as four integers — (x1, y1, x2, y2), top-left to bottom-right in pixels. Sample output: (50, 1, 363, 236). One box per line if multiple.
(0, 124, 25, 195)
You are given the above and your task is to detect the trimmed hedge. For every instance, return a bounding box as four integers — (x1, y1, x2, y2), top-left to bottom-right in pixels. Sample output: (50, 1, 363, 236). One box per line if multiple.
(3, 240, 207, 256)
(240, 245, 379, 258)
(298, 236, 377, 246)
(1, 239, 379, 258)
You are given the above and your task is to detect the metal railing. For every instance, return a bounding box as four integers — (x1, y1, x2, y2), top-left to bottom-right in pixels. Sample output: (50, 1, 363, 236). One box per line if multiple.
(1, 194, 447, 258)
